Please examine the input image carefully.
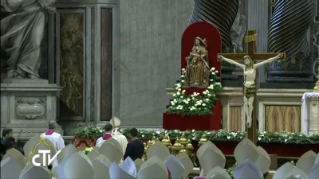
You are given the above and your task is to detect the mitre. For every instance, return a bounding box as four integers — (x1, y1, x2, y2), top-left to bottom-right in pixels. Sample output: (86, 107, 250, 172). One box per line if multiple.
(110, 116, 121, 128)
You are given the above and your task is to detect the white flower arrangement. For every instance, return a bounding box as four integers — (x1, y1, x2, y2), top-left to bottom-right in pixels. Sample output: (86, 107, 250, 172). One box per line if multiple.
(166, 67, 222, 116)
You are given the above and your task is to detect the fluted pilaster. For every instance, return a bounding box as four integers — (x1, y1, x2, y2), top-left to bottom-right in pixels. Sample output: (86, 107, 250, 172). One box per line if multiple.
(267, 0, 315, 83)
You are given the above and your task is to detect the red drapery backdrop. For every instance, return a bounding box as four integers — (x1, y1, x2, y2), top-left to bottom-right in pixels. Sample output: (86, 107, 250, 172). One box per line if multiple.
(181, 22, 221, 75)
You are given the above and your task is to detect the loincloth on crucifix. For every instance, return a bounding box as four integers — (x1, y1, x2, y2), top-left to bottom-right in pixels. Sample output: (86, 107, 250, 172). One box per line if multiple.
(244, 84, 256, 98)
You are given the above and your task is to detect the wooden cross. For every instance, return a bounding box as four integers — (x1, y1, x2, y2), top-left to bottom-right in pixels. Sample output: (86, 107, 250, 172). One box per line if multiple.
(218, 30, 286, 145)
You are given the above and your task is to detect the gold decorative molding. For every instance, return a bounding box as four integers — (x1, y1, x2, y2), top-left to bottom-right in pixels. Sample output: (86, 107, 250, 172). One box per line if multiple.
(245, 34, 257, 42)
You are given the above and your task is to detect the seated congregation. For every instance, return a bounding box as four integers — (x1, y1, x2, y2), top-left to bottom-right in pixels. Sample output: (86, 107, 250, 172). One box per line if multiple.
(1, 119, 319, 178)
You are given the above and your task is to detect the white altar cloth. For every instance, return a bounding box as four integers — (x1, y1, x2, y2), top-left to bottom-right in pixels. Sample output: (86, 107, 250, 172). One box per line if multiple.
(301, 92, 319, 134)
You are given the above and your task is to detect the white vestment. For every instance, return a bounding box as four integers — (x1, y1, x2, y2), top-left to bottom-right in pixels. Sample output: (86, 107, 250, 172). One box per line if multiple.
(112, 132, 128, 154)
(40, 132, 65, 167)
(96, 137, 107, 147)
(95, 133, 113, 147)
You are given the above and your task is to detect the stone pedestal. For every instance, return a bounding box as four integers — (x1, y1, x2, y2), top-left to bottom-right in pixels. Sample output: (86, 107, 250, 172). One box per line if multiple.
(301, 92, 319, 134)
(267, 1, 315, 84)
(1, 79, 62, 139)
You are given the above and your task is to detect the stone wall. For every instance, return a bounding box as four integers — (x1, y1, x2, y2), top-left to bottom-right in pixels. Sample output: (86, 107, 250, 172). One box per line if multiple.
(117, 0, 193, 127)
(49, 0, 193, 135)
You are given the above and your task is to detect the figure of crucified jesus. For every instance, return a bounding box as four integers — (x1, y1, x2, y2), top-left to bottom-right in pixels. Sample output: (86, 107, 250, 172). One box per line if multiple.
(218, 53, 283, 128)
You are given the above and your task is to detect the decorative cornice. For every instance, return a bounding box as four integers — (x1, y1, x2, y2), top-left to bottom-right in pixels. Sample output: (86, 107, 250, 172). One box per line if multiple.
(56, 0, 117, 5)
(1, 84, 62, 92)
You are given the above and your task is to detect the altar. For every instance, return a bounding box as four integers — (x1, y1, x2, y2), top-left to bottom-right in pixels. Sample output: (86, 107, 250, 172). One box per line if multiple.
(166, 87, 312, 133)
(162, 24, 306, 136)
(301, 92, 319, 134)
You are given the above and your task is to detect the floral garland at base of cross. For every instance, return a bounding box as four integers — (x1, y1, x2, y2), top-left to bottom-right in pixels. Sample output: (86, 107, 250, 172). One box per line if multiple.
(166, 68, 222, 116)
(72, 127, 319, 144)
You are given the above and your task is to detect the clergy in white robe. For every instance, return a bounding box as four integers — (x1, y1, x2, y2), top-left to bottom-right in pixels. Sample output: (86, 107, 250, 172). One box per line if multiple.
(95, 124, 113, 147)
(40, 121, 65, 167)
(110, 116, 128, 154)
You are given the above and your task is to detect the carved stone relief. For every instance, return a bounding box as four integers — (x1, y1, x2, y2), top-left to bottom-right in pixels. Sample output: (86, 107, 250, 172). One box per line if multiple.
(230, 0, 247, 53)
(15, 97, 46, 119)
(58, 12, 84, 119)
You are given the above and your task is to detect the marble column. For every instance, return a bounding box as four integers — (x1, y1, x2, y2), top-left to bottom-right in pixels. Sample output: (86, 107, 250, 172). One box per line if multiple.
(266, 0, 315, 88)
(246, 0, 269, 88)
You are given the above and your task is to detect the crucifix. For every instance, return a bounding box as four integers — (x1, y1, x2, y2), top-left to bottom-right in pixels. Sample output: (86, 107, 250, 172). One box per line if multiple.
(217, 30, 286, 145)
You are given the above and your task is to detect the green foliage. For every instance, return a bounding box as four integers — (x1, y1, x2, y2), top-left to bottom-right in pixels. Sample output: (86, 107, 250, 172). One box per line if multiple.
(72, 127, 319, 144)
(226, 163, 238, 179)
(72, 126, 104, 138)
(83, 147, 93, 154)
(166, 68, 223, 116)
(257, 131, 319, 144)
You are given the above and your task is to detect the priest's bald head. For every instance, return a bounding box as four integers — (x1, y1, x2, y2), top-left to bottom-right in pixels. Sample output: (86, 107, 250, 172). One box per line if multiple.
(48, 121, 56, 129)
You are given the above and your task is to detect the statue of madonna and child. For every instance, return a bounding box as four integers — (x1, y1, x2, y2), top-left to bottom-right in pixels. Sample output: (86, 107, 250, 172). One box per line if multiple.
(184, 37, 211, 88)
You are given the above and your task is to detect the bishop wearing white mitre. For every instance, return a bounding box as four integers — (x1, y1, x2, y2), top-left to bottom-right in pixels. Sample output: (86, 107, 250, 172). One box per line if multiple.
(40, 121, 65, 167)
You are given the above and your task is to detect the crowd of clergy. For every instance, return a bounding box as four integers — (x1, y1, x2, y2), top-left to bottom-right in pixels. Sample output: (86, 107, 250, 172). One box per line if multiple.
(0, 117, 318, 179)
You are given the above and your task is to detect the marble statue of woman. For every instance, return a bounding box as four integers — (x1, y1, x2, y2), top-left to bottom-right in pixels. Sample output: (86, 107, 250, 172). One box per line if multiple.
(184, 37, 210, 88)
(218, 53, 283, 127)
(1, 0, 56, 79)
(230, 13, 247, 53)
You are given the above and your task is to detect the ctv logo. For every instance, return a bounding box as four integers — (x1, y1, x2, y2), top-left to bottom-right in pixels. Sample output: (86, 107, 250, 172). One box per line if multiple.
(27, 136, 61, 166)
